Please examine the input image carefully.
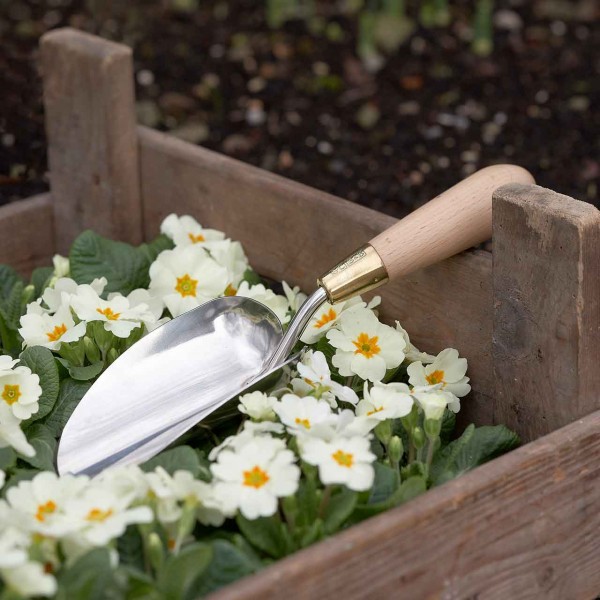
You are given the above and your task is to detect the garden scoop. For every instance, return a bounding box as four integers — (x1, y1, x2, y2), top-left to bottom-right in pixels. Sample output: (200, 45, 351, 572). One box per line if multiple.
(57, 165, 534, 476)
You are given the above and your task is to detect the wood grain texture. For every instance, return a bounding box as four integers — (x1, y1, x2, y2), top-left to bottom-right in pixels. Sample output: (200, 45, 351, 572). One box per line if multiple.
(41, 28, 142, 252)
(0, 194, 55, 276)
(371, 165, 534, 279)
(211, 409, 600, 600)
(493, 184, 600, 442)
(138, 126, 494, 422)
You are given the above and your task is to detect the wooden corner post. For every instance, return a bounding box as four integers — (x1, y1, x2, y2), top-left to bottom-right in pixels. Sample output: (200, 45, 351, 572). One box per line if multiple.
(492, 183, 600, 442)
(41, 28, 142, 252)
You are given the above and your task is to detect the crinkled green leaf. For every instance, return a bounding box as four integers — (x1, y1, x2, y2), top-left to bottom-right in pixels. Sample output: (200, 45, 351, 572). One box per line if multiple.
(65, 361, 104, 382)
(1, 469, 37, 497)
(0, 280, 25, 330)
(323, 487, 358, 534)
(430, 424, 520, 485)
(56, 548, 114, 600)
(0, 447, 16, 471)
(440, 409, 457, 444)
(30, 266, 54, 299)
(137, 234, 174, 263)
(368, 462, 400, 504)
(42, 378, 91, 438)
(19, 346, 60, 422)
(69, 230, 151, 295)
(0, 265, 21, 302)
(193, 539, 261, 596)
(117, 526, 145, 572)
(115, 565, 162, 600)
(157, 542, 213, 600)
(236, 514, 294, 559)
(141, 446, 201, 477)
(21, 423, 57, 472)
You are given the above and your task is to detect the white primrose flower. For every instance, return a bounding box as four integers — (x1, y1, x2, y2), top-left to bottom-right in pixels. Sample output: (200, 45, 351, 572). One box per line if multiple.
(291, 350, 358, 407)
(41, 277, 107, 315)
(327, 308, 406, 382)
(0, 366, 42, 420)
(64, 485, 153, 546)
(356, 381, 414, 422)
(235, 282, 290, 325)
(273, 393, 336, 436)
(407, 348, 471, 410)
(52, 254, 70, 278)
(204, 239, 249, 294)
(211, 435, 300, 520)
(0, 526, 28, 569)
(208, 420, 285, 461)
(5, 471, 89, 537)
(91, 464, 150, 504)
(238, 391, 277, 421)
(300, 297, 369, 345)
(282, 281, 307, 313)
(395, 321, 436, 364)
(0, 355, 19, 374)
(149, 245, 229, 317)
(71, 285, 155, 339)
(19, 304, 86, 350)
(1, 560, 57, 598)
(161, 214, 226, 247)
(413, 390, 455, 421)
(0, 403, 35, 457)
(301, 435, 376, 491)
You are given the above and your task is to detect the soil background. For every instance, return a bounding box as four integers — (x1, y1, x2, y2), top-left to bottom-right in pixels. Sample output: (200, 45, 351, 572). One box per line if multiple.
(1, 0, 598, 218)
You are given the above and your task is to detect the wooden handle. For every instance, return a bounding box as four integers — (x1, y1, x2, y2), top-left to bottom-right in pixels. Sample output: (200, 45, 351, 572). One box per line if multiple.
(370, 164, 535, 280)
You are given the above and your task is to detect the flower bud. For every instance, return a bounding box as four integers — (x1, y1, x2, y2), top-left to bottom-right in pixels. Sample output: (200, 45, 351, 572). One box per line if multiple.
(83, 336, 101, 364)
(375, 420, 392, 445)
(388, 435, 403, 464)
(424, 417, 442, 440)
(147, 532, 164, 571)
(412, 426, 426, 449)
(107, 348, 120, 365)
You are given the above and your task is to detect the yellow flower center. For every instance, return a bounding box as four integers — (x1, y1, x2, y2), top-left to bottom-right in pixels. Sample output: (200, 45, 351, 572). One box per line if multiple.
(188, 233, 206, 244)
(314, 308, 337, 329)
(36, 500, 57, 522)
(366, 405, 384, 416)
(46, 323, 67, 342)
(2, 384, 21, 405)
(175, 273, 198, 298)
(426, 369, 445, 385)
(332, 450, 354, 468)
(295, 417, 311, 429)
(96, 307, 120, 321)
(224, 284, 237, 296)
(243, 465, 270, 489)
(352, 332, 381, 358)
(86, 508, 114, 522)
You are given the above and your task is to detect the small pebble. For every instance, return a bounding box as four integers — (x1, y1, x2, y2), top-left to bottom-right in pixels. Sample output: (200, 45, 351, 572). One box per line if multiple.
(278, 150, 294, 169)
(437, 156, 451, 169)
(246, 100, 266, 126)
(209, 44, 225, 59)
(2, 133, 15, 147)
(137, 70, 154, 86)
(568, 96, 590, 112)
(247, 77, 266, 93)
(494, 9, 523, 31)
(535, 90, 549, 104)
(398, 101, 420, 116)
(305, 136, 317, 148)
(550, 20, 567, 36)
(317, 141, 333, 155)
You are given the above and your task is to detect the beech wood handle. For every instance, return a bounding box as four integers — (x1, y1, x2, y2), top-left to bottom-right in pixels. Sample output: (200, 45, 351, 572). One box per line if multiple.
(370, 164, 535, 280)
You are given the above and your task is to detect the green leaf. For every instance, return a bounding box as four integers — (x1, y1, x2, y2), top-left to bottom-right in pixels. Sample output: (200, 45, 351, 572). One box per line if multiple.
(440, 409, 456, 444)
(368, 462, 400, 504)
(137, 234, 174, 263)
(42, 379, 91, 438)
(141, 446, 201, 477)
(19, 346, 60, 422)
(0, 447, 16, 471)
(21, 423, 57, 472)
(117, 526, 146, 572)
(430, 424, 520, 486)
(56, 548, 114, 600)
(0, 280, 25, 330)
(241, 268, 263, 286)
(115, 566, 162, 600)
(1, 469, 37, 496)
(65, 361, 104, 382)
(157, 542, 213, 600)
(193, 539, 261, 596)
(0, 265, 21, 301)
(30, 266, 54, 298)
(294, 475, 319, 528)
(323, 487, 357, 534)
(236, 514, 294, 559)
(69, 230, 151, 295)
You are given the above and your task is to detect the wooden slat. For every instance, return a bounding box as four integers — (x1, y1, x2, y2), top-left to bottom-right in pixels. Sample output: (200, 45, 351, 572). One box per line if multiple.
(138, 126, 494, 423)
(0, 194, 55, 276)
(41, 28, 142, 252)
(493, 184, 600, 442)
(212, 409, 600, 600)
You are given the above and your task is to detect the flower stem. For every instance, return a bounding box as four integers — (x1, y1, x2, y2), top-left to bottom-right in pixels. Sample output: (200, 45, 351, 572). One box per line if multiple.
(318, 485, 333, 520)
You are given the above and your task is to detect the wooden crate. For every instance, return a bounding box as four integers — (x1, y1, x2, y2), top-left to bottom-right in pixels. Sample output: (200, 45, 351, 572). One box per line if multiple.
(2, 28, 599, 599)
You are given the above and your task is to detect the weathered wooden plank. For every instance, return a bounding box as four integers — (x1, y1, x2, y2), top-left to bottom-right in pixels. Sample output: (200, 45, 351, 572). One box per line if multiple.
(0, 194, 55, 276)
(212, 409, 600, 600)
(138, 126, 494, 422)
(493, 184, 600, 442)
(41, 28, 142, 253)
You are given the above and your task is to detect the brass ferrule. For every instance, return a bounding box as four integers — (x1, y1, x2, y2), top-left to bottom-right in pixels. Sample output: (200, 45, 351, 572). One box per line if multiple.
(317, 244, 389, 304)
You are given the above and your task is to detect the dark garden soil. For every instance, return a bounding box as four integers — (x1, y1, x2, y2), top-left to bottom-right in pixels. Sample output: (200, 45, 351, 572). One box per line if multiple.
(0, 0, 598, 218)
